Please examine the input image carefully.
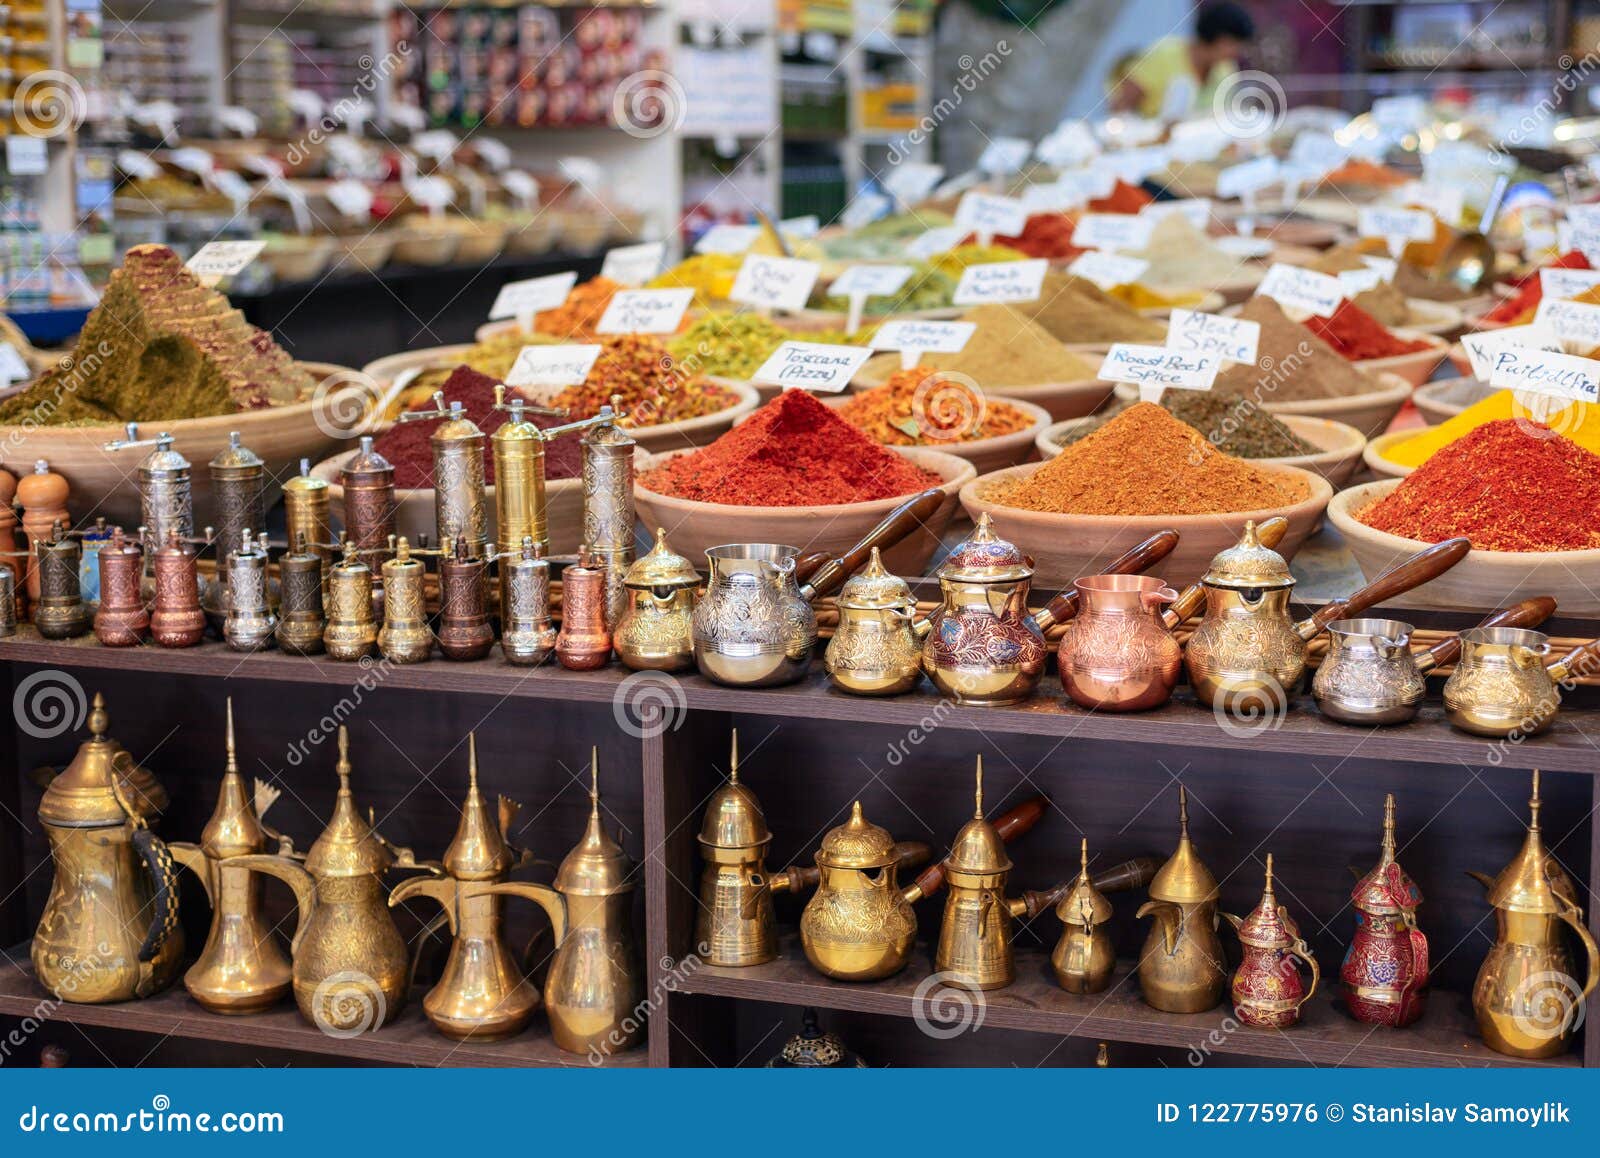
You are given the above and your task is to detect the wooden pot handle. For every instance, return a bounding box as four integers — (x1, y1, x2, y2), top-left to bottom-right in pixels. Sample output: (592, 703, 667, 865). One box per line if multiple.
(1309, 537, 1471, 637)
(801, 487, 946, 601)
(909, 795, 1049, 900)
(1037, 529, 1183, 628)
(1423, 596, 1557, 669)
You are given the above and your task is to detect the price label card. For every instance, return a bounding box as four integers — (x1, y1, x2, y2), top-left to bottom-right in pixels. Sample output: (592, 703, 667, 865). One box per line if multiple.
(1140, 198, 1212, 230)
(217, 105, 259, 137)
(1216, 156, 1280, 199)
(0, 342, 31, 384)
(1533, 297, 1600, 347)
(1067, 251, 1149, 290)
(1400, 181, 1464, 229)
(906, 225, 965, 260)
(241, 154, 284, 180)
(1103, 146, 1169, 185)
(869, 320, 976, 368)
(1361, 255, 1398, 282)
(1338, 268, 1383, 296)
(1168, 119, 1229, 163)
(505, 344, 603, 389)
(953, 259, 1048, 305)
(1358, 206, 1435, 248)
(1099, 343, 1219, 402)
(405, 175, 455, 211)
(1165, 310, 1260, 365)
(1290, 131, 1347, 172)
(287, 90, 324, 120)
(1460, 324, 1563, 382)
(1021, 183, 1077, 214)
(326, 178, 373, 219)
(1487, 346, 1600, 404)
(1036, 120, 1099, 168)
(117, 150, 162, 180)
(694, 223, 761, 254)
(752, 341, 874, 393)
(500, 170, 539, 206)
(1567, 203, 1600, 230)
(185, 240, 265, 280)
(840, 190, 892, 229)
(977, 136, 1032, 176)
(1257, 263, 1344, 318)
(1539, 268, 1600, 301)
(1216, 235, 1272, 259)
(1055, 167, 1115, 204)
(597, 288, 694, 335)
(5, 137, 47, 176)
(954, 192, 1026, 239)
(212, 170, 253, 207)
(473, 139, 511, 171)
(490, 272, 578, 322)
(1564, 224, 1600, 266)
(1372, 94, 1427, 131)
(388, 104, 426, 131)
(883, 162, 944, 206)
(830, 264, 914, 300)
(412, 130, 459, 162)
(779, 215, 820, 239)
(168, 147, 213, 176)
(1071, 213, 1156, 253)
(600, 241, 665, 286)
(730, 254, 821, 312)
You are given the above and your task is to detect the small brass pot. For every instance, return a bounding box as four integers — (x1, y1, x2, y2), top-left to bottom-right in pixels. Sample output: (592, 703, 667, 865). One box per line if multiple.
(1444, 629, 1600, 738)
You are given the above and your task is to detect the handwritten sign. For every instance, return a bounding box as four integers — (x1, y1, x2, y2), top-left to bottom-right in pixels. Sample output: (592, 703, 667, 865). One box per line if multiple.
(1362, 255, 1398, 282)
(953, 259, 1048, 305)
(730, 254, 821, 312)
(1141, 198, 1211, 230)
(1539, 268, 1600, 301)
(1071, 213, 1155, 253)
(1055, 168, 1115, 204)
(870, 319, 976, 369)
(1165, 310, 1260, 365)
(906, 226, 964, 260)
(1067, 251, 1149, 290)
(490, 272, 578, 322)
(596, 288, 693, 335)
(1021, 183, 1077, 214)
(1216, 156, 1280, 199)
(1460, 325, 1564, 381)
(1486, 346, 1600, 404)
(694, 223, 760, 254)
(780, 215, 820, 239)
(186, 240, 265, 280)
(883, 162, 944, 207)
(5, 137, 47, 176)
(1358, 206, 1435, 256)
(600, 241, 665, 287)
(830, 264, 915, 300)
(954, 192, 1026, 240)
(752, 342, 874, 393)
(1102, 146, 1169, 185)
(1035, 120, 1098, 168)
(1257, 263, 1344, 318)
(505, 344, 603, 389)
(1099, 343, 1220, 403)
(840, 191, 892, 229)
(1534, 297, 1600, 347)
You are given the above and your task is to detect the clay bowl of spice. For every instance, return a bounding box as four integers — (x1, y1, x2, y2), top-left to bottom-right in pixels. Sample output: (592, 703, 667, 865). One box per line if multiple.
(1413, 376, 1496, 425)
(962, 402, 1333, 588)
(1350, 330, 1449, 388)
(363, 345, 476, 391)
(1250, 373, 1414, 441)
(634, 389, 974, 576)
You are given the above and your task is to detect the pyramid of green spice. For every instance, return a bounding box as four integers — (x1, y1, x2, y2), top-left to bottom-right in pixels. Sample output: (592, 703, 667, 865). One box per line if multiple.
(0, 244, 314, 427)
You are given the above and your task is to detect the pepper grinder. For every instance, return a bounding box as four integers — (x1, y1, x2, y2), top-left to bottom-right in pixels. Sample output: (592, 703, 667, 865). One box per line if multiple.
(208, 432, 265, 591)
(283, 459, 334, 574)
(0, 568, 16, 638)
(102, 426, 192, 562)
(556, 548, 611, 670)
(275, 532, 327, 656)
(34, 521, 87, 640)
(225, 530, 277, 651)
(324, 538, 377, 661)
(94, 528, 149, 646)
(340, 436, 399, 556)
(150, 528, 205, 647)
(580, 400, 635, 630)
(501, 537, 555, 666)
(17, 459, 69, 601)
(396, 392, 489, 570)
(437, 536, 493, 661)
(378, 536, 433, 663)
(0, 460, 18, 607)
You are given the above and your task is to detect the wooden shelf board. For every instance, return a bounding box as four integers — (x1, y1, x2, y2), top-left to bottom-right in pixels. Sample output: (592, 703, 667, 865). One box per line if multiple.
(5, 631, 1597, 774)
(0, 952, 643, 1068)
(682, 936, 1574, 1069)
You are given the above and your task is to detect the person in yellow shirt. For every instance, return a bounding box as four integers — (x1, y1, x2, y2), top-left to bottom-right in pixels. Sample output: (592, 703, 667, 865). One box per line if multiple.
(1110, 2, 1255, 120)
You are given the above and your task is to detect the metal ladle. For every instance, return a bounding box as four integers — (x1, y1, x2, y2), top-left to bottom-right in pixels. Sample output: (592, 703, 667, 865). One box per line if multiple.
(1429, 174, 1509, 295)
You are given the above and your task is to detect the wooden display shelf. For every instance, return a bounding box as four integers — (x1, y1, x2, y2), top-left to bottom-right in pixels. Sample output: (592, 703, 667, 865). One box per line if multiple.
(0, 949, 644, 1068)
(683, 935, 1569, 1070)
(3, 630, 1596, 775)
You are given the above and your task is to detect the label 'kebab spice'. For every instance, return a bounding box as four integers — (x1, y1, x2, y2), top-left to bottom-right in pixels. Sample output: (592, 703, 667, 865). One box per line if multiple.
(1054, 387, 1317, 459)
(990, 401, 1309, 516)
(1358, 419, 1600, 552)
(638, 388, 942, 507)
(1018, 272, 1166, 344)
(1301, 299, 1433, 360)
(1216, 297, 1378, 401)
(371, 365, 584, 489)
(837, 367, 1033, 445)
(549, 334, 738, 427)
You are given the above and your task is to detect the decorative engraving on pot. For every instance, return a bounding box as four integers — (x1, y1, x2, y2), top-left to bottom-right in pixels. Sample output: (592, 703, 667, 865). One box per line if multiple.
(693, 545, 815, 687)
(617, 601, 695, 652)
(800, 879, 917, 948)
(1056, 575, 1182, 711)
(1443, 665, 1545, 724)
(826, 619, 922, 672)
(581, 455, 633, 551)
(434, 451, 487, 546)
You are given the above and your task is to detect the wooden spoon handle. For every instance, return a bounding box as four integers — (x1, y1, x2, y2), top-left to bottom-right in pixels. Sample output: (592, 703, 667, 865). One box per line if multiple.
(1308, 537, 1472, 637)
(1423, 597, 1557, 669)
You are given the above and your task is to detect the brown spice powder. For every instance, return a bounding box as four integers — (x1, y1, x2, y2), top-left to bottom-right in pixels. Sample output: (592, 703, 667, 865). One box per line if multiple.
(1016, 272, 1166, 344)
(861, 304, 1097, 388)
(1213, 296, 1378, 401)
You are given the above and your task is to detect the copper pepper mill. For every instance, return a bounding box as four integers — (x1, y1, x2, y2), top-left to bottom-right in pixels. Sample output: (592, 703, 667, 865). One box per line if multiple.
(208, 432, 265, 592)
(501, 536, 556, 666)
(34, 521, 87, 640)
(150, 528, 205, 647)
(379, 536, 434, 664)
(556, 548, 611, 670)
(224, 530, 277, 652)
(340, 436, 399, 556)
(324, 538, 378, 661)
(94, 529, 149, 647)
(437, 535, 493, 660)
(275, 533, 326, 656)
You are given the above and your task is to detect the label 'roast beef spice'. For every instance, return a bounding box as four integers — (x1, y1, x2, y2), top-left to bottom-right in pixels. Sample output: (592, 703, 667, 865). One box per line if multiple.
(1358, 418, 1600, 552)
(638, 388, 942, 507)
(991, 401, 1309, 516)
(1301, 300, 1432, 360)
(1215, 297, 1377, 401)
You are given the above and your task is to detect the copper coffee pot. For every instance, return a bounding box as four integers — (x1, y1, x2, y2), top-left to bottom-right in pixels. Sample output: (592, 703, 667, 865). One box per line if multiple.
(388, 735, 568, 1040)
(437, 535, 493, 660)
(1226, 855, 1319, 1028)
(1342, 794, 1428, 1027)
(1469, 771, 1599, 1059)
(1185, 524, 1470, 717)
(1136, 787, 1229, 1013)
(150, 528, 206, 647)
(556, 549, 613, 670)
(94, 528, 148, 647)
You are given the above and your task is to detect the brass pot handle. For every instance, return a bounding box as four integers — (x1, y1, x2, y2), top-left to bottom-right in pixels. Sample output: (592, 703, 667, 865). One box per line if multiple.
(1551, 879, 1600, 1003)
(232, 854, 318, 955)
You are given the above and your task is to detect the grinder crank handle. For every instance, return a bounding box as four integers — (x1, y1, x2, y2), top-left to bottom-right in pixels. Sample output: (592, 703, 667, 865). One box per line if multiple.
(1016, 855, 1164, 919)
(1161, 518, 1289, 630)
(1302, 537, 1472, 640)
(1034, 529, 1181, 632)
(906, 795, 1049, 902)
(776, 840, 933, 893)
(800, 488, 946, 602)
(1419, 597, 1558, 673)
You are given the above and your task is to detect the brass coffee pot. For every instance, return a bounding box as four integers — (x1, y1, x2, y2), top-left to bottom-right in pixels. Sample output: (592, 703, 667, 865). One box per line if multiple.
(825, 548, 922, 696)
(1225, 855, 1319, 1028)
(1342, 794, 1428, 1028)
(544, 751, 642, 1056)
(169, 700, 294, 1015)
(696, 731, 786, 966)
(1185, 524, 1470, 717)
(388, 735, 568, 1040)
(1444, 630, 1600, 738)
(1047, 840, 1115, 994)
(1136, 787, 1228, 1014)
(33, 694, 184, 1003)
(233, 727, 413, 1034)
(1469, 771, 1599, 1059)
(614, 527, 700, 673)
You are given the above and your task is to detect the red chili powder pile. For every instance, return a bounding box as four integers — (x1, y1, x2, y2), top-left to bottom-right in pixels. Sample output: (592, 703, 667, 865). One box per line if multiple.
(1359, 418, 1600, 551)
(1089, 180, 1154, 214)
(1302, 300, 1432, 360)
(638, 388, 943, 507)
(1484, 250, 1592, 325)
(370, 365, 584, 489)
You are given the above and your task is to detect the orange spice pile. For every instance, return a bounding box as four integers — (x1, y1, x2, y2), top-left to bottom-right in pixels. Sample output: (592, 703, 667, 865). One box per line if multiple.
(837, 367, 1033, 445)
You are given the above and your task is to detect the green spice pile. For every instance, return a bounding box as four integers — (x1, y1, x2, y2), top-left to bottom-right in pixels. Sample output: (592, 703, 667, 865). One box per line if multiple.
(668, 314, 791, 379)
(814, 263, 957, 316)
(1053, 387, 1317, 459)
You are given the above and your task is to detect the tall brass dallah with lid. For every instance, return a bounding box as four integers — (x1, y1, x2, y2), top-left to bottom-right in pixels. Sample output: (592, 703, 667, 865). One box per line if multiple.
(826, 547, 922, 696)
(614, 527, 700, 672)
(696, 732, 788, 967)
(1137, 787, 1228, 1013)
(33, 694, 184, 1003)
(1047, 840, 1116, 995)
(1469, 771, 1599, 1059)
(1342, 795, 1428, 1027)
(389, 736, 568, 1040)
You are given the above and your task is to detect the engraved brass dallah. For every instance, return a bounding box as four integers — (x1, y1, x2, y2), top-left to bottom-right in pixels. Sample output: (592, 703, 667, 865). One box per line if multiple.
(168, 700, 294, 1015)
(1136, 787, 1228, 1013)
(501, 537, 557, 666)
(614, 527, 699, 673)
(389, 735, 568, 1040)
(1047, 840, 1115, 994)
(545, 750, 643, 1056)
(1469, 771, 1600, 1059)
(33, 694, 184, 1003)
(1342, 794, 1429, 1027)
(275, 533, 326, 656)
(324, 539, 377, 661)
(234, 727, 415, 1033)
(378, 536, 433, 663)
(696, 731, 784, 967)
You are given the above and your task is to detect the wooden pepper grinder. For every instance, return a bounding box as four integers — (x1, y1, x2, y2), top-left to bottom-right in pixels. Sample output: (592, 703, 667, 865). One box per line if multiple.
(17, 459, 68, 602)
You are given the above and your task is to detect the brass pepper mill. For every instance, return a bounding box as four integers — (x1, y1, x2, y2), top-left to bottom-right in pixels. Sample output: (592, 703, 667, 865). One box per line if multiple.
(545, 750, 643, 1056)
(696, 731, 787, 967)
(1047, 839, 1116, 995)
(224, 530, 276, 652)
(168, 700, 294, 1015)
(501, 536, 556, 666)
(556, 548, 612, 670)
(378, 536, 433, 663)
(283, 458, 333, 571)
(150, 528, 205, 647)
(18, 460, 70, 601)
(388, 735, 568, 1040)
(94, 528, 149, 647)
(324, 538, 377, 661)
(579, 400, 636, 630)
(1470, 771, 1600, 1059)
(489, 387, 562, 598)
(613, 527, 699, 672)
(275, 533, 326, 656)
(103, 426, 192, 561)
(339, 436, 399, 556)
(437, 535, 493, 660)
(1136, 787, 1228, 1013)
(34, 521, 87, 640)
(397, 392, 489, 568)
(209, 432, 265, 588)
(1226, 855, 1319, 1028)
